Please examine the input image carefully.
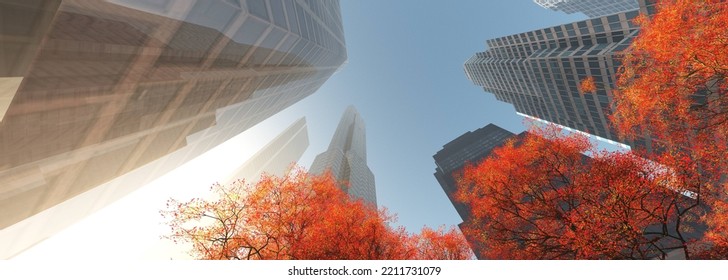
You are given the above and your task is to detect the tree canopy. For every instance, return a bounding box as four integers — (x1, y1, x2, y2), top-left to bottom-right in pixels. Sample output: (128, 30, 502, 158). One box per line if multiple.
(455, 127, 698, 259)
(456, 0, 727, 259)
(162, 168, 473, 260)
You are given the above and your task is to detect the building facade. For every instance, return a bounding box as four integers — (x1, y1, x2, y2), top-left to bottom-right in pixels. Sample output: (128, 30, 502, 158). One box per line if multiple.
(464, 6, 649, 148)
(310, 106, 377, 206)
(433, 123, 523, 259)
(533, 0, 639, 18)
(0, 0, 346, 258)
(433, 124, 518, 222)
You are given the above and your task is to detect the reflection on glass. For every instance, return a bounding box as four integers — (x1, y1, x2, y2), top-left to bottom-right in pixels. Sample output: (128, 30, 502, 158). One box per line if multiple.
(0, 0, 347, 251)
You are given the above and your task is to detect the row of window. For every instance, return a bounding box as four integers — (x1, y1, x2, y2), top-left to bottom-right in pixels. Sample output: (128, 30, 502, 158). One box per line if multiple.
(488, 10, 639, 49)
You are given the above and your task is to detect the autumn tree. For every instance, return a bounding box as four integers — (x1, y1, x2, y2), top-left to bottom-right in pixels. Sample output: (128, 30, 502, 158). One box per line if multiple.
(611, 0, 728, 258)
(455, 126, 705, 259)
(409, 226, 474, 260)
(162, 167, 473, 260)
(613, 0, 727, 141)
(612, 0, 727, 173)
(578, 76, 597, 94)
(453, 0, 727, 260)
(691, 196, 728, 259)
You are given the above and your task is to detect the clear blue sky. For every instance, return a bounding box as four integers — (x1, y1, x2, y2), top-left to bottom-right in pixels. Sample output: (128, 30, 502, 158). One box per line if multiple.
(272, 0, 587, 232)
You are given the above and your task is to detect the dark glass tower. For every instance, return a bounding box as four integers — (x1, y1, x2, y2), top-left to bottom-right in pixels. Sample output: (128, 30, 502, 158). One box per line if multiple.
(464, 2, 656, 148)
(310, 106, 376, 206)
(0, 0, 346, 257)
(433, 123, 524, 259)
(433, 124, 517, 222)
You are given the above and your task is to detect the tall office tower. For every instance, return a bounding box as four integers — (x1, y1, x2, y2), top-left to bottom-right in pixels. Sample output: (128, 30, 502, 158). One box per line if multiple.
(433, 123, 524, 259)
(225, 117, 309, 184)
(433, 124, 517, 223)
(309, 106, 376, 206)
(534, 0, 639, 18)
(464, 4, 653, 148)
(0, 0, 346, 258)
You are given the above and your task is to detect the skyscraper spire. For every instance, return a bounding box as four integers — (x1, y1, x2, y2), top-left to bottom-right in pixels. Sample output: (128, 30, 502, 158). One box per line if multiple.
(310, 106, 376, 206)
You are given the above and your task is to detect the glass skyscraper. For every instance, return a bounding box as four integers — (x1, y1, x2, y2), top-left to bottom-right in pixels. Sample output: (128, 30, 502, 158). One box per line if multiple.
(309, 106, 376, 206)
(0, 0, 346, 258)
(433, 124, 517, 223)
(225, 117, 309, 184)
(464, 3, 654, 148)
(533, 0, 640, 18)
(433, 123, 525, 259)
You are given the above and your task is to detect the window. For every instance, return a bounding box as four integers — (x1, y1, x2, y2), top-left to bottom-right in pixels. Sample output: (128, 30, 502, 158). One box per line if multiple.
(284, 0, 299, 34)
(625, 11, 639, 19)
(269, 0, 287, 29)
(246, 0, 269, 21)
(609, 22, 623, 30)
(607, 15, 621, 23)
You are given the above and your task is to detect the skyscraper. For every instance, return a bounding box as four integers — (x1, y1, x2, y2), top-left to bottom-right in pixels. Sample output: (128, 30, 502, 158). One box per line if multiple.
(534, 0, 640, 18)
(433, 124, 518, 223)
(310, 106, 376, 206)
(225, 117, 309, 184)
(433, 123, 523, 259)
(464, 3, 652, 148)
(0, 0, 346, 258)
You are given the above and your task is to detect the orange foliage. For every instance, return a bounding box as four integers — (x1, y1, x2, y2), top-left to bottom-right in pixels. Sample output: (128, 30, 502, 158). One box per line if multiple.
(162, 167, 473, 260)
(579, 76, 597, 94)
(690, 194, 728, 259)
(614, 0, 728, 140)
(409, 226, 474, 260)
(613, 0, 728, 155)
(455, 126, 703, 259)
(611, 0, 727, 258)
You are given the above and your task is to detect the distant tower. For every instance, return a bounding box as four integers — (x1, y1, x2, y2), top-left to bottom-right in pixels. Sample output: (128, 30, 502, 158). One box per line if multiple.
(225, 117, 309, 184)
(533, 0, 639, 18)
(310, 106, 376, 206)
